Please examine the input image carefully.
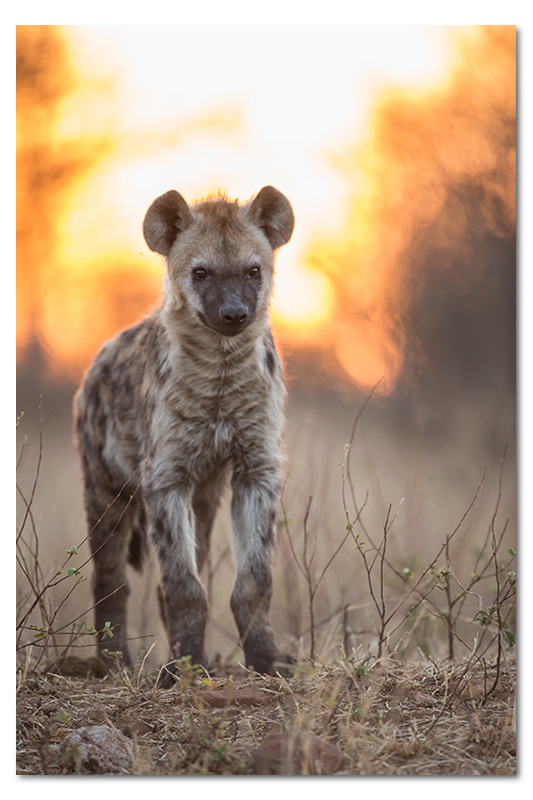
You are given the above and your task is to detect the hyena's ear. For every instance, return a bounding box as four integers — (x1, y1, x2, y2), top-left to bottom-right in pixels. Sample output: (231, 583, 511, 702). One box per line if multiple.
(248, 186, 295, 250)
(143, 190, 193, 256)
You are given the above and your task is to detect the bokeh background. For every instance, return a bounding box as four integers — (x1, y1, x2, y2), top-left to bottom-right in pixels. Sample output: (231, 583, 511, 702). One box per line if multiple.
(16, 25, 516, 668)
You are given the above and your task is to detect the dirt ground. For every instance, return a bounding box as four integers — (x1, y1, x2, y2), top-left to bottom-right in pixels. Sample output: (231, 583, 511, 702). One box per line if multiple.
(16, 652, 516, 776)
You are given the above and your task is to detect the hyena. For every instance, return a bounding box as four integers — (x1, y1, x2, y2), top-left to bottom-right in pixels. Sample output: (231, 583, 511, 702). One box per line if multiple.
(74, 185, 295, 686)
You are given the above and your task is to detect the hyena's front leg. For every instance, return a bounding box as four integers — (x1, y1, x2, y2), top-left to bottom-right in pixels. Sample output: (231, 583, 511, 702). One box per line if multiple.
(146, 487, 208, 686)
(230, 469, 293, 674)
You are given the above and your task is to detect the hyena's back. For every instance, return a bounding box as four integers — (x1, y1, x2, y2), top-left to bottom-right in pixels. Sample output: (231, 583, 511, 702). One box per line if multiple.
(76, 319, 152, 499)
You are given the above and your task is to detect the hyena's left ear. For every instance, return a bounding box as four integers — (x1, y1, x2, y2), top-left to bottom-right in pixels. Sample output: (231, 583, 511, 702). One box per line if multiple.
(143, 190, 193, 256)
(248, 186, 295, 250)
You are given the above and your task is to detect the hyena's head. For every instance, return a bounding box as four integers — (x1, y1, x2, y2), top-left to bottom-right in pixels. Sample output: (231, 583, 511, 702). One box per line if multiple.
(143, 186, 294, 337)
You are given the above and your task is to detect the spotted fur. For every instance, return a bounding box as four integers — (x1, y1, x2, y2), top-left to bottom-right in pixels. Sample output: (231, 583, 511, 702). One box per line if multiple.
(74, 186, 295, 685)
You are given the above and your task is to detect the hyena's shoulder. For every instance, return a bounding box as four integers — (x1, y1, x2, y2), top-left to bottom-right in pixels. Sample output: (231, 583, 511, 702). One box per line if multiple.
(75, 315, 172, 475)
(264, 328, 281, 378)
(81, 318, 147, 388)
(76, 315, 170, 424)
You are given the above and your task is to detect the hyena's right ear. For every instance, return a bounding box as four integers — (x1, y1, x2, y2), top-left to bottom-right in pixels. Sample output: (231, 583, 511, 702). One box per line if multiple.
(143, 190, 193, 256)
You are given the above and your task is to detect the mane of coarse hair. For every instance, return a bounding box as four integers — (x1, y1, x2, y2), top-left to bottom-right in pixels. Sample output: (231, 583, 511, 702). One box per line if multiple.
(192, 191, 243, 226)
(193, 188, 238, 206)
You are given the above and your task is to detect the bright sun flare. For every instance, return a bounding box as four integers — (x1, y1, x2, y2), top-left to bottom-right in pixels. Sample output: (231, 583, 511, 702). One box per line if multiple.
(18, 24, 504, 394)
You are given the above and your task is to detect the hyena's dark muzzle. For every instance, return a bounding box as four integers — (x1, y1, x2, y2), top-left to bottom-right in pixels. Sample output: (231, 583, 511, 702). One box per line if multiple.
(194, 269, 261, 337)
(219, 292, 249, 331)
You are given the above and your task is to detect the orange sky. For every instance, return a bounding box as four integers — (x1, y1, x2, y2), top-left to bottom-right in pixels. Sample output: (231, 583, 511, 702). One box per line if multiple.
(16, 25, 515, 395)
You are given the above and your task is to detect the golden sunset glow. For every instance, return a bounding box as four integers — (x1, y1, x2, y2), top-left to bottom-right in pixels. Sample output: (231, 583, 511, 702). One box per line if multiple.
(16, 25, 515, 393)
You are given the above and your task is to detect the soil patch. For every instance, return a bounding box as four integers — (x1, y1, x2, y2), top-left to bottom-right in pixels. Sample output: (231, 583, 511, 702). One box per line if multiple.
(16, 655, 516, 775)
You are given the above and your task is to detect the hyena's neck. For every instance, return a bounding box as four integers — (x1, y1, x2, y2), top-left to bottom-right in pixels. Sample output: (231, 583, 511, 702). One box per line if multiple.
(157, 302, 270, 392)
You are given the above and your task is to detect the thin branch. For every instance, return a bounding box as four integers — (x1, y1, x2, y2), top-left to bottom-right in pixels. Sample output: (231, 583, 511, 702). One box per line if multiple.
(16, 398, 43, 544)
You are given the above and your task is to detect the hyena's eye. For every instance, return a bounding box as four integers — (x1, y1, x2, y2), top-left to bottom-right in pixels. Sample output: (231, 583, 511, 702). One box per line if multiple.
(192, 267, 209, 281)
(248, 266, 261, 278)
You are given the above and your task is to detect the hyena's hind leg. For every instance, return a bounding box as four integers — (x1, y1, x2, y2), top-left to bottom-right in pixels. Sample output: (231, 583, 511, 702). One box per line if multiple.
(83, 477, 144, 669)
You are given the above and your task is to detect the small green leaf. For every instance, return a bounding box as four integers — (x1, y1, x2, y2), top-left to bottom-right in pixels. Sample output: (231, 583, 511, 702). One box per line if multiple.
(502, 628, 515, 648)
(474, 610, 489, 626)
(101, 621, 114, 639)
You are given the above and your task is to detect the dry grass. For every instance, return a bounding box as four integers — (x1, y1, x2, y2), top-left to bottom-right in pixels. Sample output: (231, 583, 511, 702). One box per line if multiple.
(16, 652, 516, 775)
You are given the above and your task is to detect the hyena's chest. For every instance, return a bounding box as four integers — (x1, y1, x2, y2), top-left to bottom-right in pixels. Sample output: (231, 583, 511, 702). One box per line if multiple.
(144, 362, 282, 480)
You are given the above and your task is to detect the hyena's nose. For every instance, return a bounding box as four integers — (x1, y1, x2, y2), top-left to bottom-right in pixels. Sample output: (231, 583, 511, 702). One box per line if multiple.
(220, 298, 248, 327)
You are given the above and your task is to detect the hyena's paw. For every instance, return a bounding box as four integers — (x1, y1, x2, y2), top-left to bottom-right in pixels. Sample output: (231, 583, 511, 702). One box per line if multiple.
(270, 653, 296, 678)
(156, 663, 179, 689)
(155, 655, 207, 689)
(246, 651, 296, 678)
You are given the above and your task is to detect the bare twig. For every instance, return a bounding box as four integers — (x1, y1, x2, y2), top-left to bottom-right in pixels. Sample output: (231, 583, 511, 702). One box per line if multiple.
(16, 398, 43, 545)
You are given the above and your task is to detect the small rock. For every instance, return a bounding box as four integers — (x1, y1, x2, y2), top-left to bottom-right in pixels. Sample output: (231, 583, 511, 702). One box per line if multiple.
(121, 720, 153, 738)
(60, 724, 134, 774)
(383, 705, 406, 725)
(251, 731, 346, 775)
(203, 686, 271, 707)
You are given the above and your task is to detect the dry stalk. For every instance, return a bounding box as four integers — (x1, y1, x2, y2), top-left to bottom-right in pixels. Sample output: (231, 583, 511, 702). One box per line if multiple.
(16, 410, 153, 675)
(16, 398, 43, 545)
(340, 384, 513, 669)
(282, 487, 368, 661)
